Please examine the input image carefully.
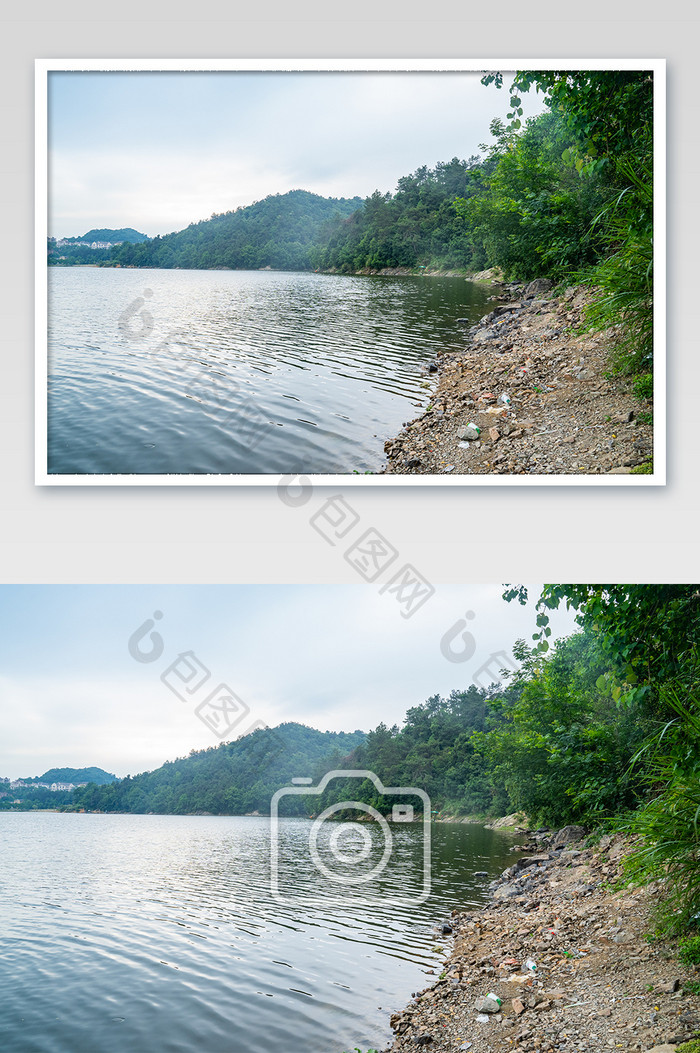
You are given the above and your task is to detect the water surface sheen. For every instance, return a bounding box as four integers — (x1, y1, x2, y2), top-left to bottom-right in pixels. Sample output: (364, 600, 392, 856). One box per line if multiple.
(47, 268, 491, 474)
(0, 812, 520, 1053)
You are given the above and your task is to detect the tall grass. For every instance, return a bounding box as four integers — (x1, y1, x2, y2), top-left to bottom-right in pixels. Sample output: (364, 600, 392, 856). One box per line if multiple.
(580, 152, 654, 376)
(622, 685, 700, 932)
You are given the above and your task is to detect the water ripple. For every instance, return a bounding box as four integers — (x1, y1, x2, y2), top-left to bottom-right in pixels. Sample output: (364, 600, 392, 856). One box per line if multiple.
(47, 268, 490, 475)
(0, 813, 522, 1053)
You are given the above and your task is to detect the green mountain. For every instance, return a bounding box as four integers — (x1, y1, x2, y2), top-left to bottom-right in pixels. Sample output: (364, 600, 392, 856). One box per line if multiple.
(60, 228, 148, 244)
(71, 723, 366, 815)
(107, 189, 363, 270)
(27, 766, 117, 785)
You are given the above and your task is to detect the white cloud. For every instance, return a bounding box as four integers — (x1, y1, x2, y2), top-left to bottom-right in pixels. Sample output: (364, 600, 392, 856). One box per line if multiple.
(48, 70, 546, 237)
(0, 586, 579, 778)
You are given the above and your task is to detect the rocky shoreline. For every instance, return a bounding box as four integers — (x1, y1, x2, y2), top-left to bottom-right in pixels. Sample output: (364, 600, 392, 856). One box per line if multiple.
(381, 280, 654, 476)
(383, 826, 698, 1053)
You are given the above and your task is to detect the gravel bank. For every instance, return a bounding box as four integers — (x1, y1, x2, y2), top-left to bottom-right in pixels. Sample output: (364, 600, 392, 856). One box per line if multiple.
(384, 829, 697, 1053)
(381, 281, 654, 476)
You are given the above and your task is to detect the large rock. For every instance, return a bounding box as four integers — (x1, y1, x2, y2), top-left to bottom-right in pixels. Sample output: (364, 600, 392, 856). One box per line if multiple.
(551, 824, 587, 847)
(487, 812, 529, 830)
(514, 853, 553, 872)
(493, 880, 521, 901)
(524, 278, 553, 298)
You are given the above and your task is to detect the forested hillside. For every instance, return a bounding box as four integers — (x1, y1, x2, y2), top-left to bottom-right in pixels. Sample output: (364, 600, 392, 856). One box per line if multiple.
(23, 766, 116, 785)
(60, 228, 148, 244)
(106, 190, 363, 271)
(308, 158, 485, 272)
(70, 724, 365, 815)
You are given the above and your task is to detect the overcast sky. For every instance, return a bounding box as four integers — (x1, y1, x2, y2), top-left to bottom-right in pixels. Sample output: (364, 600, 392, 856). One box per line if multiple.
(0, 585, 579, 779)
(47, 69, 546, 239)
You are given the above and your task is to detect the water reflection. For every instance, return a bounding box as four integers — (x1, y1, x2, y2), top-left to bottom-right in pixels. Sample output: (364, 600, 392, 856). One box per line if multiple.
(0, 812, 518, 1053)
(47, 269, 491, 475)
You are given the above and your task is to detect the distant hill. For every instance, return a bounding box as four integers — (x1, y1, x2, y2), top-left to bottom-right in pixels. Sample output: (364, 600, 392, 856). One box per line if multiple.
(107, 189, 363, 271)
(59, 228, 148, 245)
(71, 723, 366, 815)
(29, 766, 117, 785)
(48, 228, 149, 267)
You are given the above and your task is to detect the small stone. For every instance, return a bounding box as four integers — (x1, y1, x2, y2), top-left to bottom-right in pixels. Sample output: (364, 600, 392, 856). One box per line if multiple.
(414, 1035, 434, 1046)
(488, 427, 500, 442)
(475, 994, 502, 1014)
(512, 997, 526, 1017)
(655, 979, 680, 993)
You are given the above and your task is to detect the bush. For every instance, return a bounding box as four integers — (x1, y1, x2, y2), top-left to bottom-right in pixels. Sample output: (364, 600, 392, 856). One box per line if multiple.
(679, 936, 700, 966)
(581, 154, 653, 376)
(622, 689, 700, 931)
(633, 372, 654, 400)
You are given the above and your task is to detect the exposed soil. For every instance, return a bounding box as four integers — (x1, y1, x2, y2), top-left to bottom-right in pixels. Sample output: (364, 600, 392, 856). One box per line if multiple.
(384, 830, 697, 1053)
(381, 281, 654, 477)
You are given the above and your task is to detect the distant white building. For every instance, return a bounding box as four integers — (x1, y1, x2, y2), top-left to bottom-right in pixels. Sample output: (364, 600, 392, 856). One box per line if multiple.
(50, 782, 75, 791)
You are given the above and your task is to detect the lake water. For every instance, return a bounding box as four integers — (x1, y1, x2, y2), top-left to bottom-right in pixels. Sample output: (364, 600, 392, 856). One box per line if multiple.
(46, 268, 491, 475)
(0, 812, 521, 1053)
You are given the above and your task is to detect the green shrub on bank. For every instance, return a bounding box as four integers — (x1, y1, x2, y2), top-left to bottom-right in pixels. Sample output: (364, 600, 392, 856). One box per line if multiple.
(679, 936, 700, 966)
(581, 155, 653, 376)
(633, 372, 654, 401)
(622, 689, 700, 932)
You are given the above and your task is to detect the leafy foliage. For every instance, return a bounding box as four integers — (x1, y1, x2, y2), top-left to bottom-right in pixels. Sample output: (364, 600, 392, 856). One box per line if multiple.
(580, 156, 654, 374)
(311, 687, 501, 819)
(504, 585, 700, 931)
(453, 111, 608, 280)
(310, 158, 485, 273)
(621, 689, 700, 931)
(483, 70, 654, 373)
(471, 632, 651, 826)
(504, 585, 700, 691)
